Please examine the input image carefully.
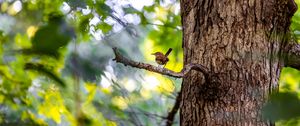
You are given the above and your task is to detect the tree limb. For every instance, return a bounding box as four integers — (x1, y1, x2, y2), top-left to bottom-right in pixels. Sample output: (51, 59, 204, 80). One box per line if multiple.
(112, 47, 210, 78)
(286, 42, 300, 69)
(165, 91, 181, 126)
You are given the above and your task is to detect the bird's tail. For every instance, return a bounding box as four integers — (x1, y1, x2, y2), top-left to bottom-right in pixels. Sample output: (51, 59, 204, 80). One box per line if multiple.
(165, 48, 172, 57)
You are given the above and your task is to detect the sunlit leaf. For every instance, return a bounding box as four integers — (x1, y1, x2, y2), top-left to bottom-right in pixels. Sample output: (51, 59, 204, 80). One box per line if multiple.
(38, 87, 68, 124)
(96, 22, 112, 34)
(79, 14, 93, 34)
(15, 33, 31, 48)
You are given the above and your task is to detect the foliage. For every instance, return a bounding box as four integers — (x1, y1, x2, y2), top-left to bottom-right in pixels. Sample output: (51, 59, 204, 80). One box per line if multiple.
(262, 1, 300, 125)
(2, 0, 300, 125)
(263, 92, 300, 121)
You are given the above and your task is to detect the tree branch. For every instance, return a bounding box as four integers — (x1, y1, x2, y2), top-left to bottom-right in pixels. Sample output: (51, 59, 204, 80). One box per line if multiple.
(165, 91, 181, 126)
(112, 47, 210, 78)
(286, 42, 300, 69)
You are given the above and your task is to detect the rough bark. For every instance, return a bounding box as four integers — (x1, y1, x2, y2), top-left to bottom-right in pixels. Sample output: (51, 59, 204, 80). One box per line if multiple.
(286, 41, 300, 69)
(180, 0, 294, 125)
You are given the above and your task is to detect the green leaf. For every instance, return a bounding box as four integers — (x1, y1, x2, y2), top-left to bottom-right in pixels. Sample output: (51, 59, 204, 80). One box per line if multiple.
(262, 92, 300, 121)
(98, 3, 112, 13)
(143, 5, 155, 12)
(95, 2, 112, 18)
(31, 15, 74, 55)
(66, 0, 87, 9)
(96, 23, 112, 34)
(0, 30, 8, 43)
(123, 7, 138, 14)
(79, 14, 93, 33)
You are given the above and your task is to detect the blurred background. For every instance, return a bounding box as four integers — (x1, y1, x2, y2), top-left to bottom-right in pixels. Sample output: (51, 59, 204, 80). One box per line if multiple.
(0, 0, 183, 125)
(0, 0, 300, 125)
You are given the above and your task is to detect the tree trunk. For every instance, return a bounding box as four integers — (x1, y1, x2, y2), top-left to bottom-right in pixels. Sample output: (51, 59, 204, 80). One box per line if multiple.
(180, 0, 294, 125)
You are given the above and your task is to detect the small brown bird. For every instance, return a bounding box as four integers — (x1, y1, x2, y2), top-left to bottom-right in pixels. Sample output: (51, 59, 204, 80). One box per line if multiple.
(152, 48, 172, 67)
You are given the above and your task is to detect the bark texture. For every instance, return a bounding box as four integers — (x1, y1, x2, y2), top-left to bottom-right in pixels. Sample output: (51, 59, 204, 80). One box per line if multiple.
(180, 0, 294, 125)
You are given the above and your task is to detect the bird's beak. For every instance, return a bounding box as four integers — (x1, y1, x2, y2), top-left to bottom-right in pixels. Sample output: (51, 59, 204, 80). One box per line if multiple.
(151, 53, 155, 55)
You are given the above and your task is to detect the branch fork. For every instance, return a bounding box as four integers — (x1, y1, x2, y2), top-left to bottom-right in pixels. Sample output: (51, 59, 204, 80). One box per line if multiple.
(112, 47, 217, 126)
(112, 47, 210, 79)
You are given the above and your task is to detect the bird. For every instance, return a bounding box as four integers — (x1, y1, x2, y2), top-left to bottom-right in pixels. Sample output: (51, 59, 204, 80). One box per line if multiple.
(152, 48, 172, 67)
